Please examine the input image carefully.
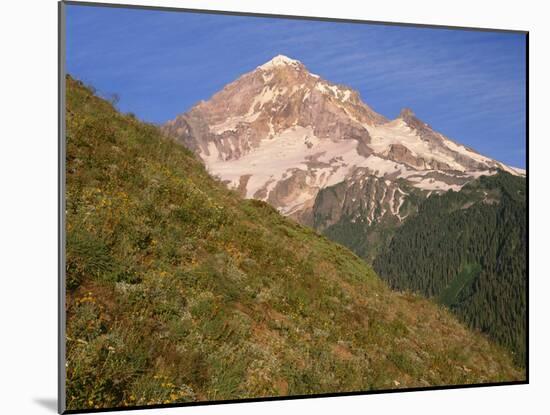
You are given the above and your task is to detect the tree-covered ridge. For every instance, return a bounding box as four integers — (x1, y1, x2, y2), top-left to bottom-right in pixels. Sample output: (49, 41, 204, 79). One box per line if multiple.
(373, 172, 527, 365)
(64, 76, 522, 411)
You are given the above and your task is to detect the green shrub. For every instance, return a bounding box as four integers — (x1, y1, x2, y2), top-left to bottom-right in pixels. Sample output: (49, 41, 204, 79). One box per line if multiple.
(66, 229, 115, 289)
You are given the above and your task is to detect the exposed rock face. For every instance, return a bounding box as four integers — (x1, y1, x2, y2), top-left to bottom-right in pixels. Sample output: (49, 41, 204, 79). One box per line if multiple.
(313, 173, 408, 230)
(386, 143, 426, 169)
(162, 54, 525, 233)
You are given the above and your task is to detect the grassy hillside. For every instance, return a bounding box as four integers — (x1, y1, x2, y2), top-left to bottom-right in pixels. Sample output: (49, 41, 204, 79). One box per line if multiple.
(64, 76, 523, 411)
(374, 172, 527, 365)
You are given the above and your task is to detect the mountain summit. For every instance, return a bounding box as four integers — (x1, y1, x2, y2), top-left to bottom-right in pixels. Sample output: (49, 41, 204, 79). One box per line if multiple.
(162, 55, 524, 226)
(258, 54, 303, 69)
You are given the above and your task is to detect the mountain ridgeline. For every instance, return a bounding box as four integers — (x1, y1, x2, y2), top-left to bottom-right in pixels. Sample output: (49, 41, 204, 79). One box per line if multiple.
(374, 172, 527, 364)
(65, 76, 523, 411)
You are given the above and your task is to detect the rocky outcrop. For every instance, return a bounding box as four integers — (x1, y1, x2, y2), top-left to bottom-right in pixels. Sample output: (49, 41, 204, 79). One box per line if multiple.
(386, 143, 425, 169)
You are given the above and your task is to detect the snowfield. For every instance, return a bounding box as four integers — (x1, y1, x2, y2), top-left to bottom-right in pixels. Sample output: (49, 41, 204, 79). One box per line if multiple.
(200, 121, 506, 214)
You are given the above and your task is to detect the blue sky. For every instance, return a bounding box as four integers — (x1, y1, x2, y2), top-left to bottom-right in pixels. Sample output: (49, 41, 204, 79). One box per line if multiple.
(66, 5, 527, 168)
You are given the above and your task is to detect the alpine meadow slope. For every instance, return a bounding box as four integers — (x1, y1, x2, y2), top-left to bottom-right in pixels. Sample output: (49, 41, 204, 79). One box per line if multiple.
(65, 76, 523, 411)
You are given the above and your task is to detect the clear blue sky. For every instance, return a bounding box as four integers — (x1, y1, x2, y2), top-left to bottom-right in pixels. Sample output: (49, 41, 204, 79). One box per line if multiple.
(66, 4, 527, 168)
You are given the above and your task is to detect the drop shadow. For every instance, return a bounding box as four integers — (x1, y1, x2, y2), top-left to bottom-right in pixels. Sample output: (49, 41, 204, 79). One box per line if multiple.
(34, 398, 57, 413)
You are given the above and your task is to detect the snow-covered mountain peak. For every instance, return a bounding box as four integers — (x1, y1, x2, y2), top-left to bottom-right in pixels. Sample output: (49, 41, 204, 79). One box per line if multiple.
(258, 54, 302, 70)
(163, 55, 523, 224)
